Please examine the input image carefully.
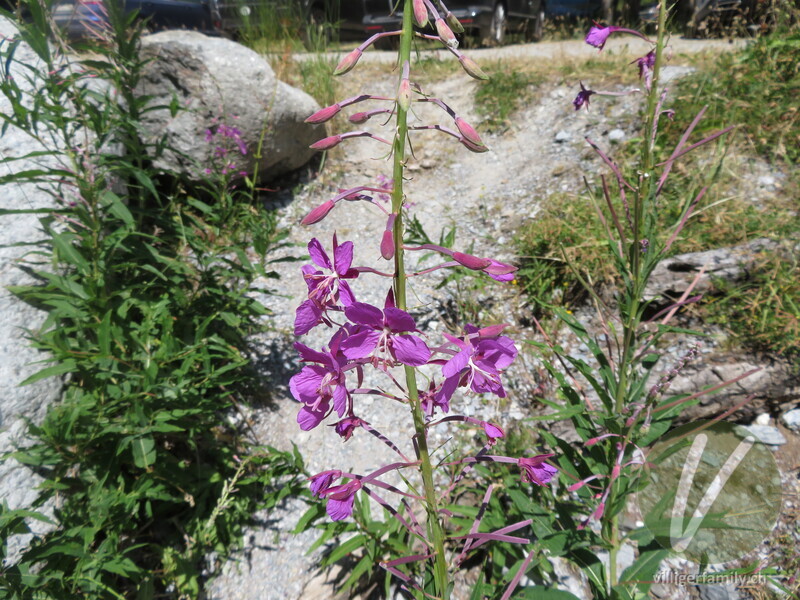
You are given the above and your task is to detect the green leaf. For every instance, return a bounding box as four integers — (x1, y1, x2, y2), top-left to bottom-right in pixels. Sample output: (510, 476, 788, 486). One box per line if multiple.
(19, 360, 76, 386)
(323, 534, 366, 565)
(131, 436, 156, 469)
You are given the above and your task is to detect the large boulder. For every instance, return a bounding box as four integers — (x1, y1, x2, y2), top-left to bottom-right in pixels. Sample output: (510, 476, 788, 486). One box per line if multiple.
(0, 16, 64, 556)
(136, 32, 325, 182)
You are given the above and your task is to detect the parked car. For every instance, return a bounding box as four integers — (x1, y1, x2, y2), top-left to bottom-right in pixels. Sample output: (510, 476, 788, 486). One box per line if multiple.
(545, 0, 602, 18)
(640, 0, 748, 34)
(51, 0, 220, 40)
(363, 0, 547, 46)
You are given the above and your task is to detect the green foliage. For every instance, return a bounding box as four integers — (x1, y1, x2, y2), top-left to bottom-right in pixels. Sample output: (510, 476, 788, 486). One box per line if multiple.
(0, 4, 307, 598)
(669, 26, 800, 165)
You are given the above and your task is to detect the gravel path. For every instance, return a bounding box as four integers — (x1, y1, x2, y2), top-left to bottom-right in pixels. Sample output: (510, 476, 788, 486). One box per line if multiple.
(207, 36, 756, 600)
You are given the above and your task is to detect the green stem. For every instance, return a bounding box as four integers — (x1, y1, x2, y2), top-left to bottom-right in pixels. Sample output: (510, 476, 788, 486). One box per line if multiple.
(391, 2, 449, 597)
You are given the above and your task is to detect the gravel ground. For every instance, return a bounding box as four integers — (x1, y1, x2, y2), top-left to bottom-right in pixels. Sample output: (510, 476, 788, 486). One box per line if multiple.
(206, 35, 794, 600)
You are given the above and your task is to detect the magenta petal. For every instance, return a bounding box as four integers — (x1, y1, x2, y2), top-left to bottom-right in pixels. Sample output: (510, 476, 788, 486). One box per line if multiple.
(289, 367, 322, 404)
(392, 335, 431, 367)
(333, 240, 354, 275)
(442, 348, 470, 378)
(383, 307, 417, 332)
(308, 238, 332, 270)
(327, 494, 356, 521)
(333, 384, 348, 417)
(294, 300, 322, 336)
(297, 404, 327, 430)
(345, 302, 384, 328)
(294, 342, 329, 364)
(340, 329, 381, 359)
(338, 280, 356, 307)
(434, 376, 458, 413)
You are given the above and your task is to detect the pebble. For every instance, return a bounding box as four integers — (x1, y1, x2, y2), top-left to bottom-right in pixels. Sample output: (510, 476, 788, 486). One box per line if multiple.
(698, 583, 739, 600)
(757, 175, 777, 188)
(781, 408, 800, 431)
(608, 128, 625, 143)
(555, 130, 571, 143)
(742, 424, 786, 446)
(754, 413, 771, 426)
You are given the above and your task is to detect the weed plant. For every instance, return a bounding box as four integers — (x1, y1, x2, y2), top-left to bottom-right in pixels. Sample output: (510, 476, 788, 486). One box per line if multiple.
(0, 2, 307, 598)
(516, 10, 800, 361)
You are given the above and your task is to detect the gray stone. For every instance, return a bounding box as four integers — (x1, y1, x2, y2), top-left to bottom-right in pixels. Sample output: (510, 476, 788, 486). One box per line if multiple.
(608, 128, 625, 143)
(643, 238, 780, 301)
(136, 31, 324, 183)
(0, 16, 66, 559)
(555, 129, 571, 142)
(754, 413, 771, 425)
(698, 583, 739, 600)
(742, 424, 786, 446)
(660, 65, 696, 84)
(781, 408, 800, 431)
(757, 175, 777, 189)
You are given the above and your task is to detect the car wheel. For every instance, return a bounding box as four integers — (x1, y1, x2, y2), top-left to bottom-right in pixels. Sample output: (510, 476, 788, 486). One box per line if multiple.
(525, 5, 544, 42)
(483, 2, 507, 46)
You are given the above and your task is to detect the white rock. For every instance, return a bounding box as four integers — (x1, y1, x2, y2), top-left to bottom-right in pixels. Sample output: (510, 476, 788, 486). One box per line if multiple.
(781, 408, 800, 431)
(754, 413, 771, 426)
(608, 128, 626, 143)
(742, 424, 786, 446)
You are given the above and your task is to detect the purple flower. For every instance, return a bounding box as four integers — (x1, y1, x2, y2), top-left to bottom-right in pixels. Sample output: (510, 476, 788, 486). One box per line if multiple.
(633, 50, 656, 89)
(518, 454, 557, 486)
(420, 379, 457, 417)
(295, 235, 359, 335)
(483, 422, 505, 445)
(439, 324, 517, 399)
(585, 24, 619, 49)
(340, 301, 431, 368)
(333, 416, 364, 441)
(289, 335, 350, 431)
(322, 479, 362, 521)
(573, 82, 595, 111)
(585, 22, 651, 50)
(309, 470, 342, 497)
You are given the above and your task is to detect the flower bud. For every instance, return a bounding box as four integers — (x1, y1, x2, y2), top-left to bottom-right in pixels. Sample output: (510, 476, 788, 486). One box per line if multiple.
(446, 11, 465, 33)
(412, 0, 428, 28)
(458, 54, 489, 80)
(453, 251, 492, 270)
(459, 136, 489, 153)
(349, 111, 369, 124)
(310, 135, 343, 150)
(305, 103, 341, 124)
(380, 229, 394, 260)
(454, 116, 484, 148)
(397, 78, 411, 112)
(301, 199, 335, 225)
(435, 18, 458, 48)
(334, 48, 362, 76)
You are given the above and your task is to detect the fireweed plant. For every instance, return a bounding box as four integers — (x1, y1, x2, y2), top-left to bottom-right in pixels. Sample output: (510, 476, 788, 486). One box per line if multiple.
(292, 2, 784, 599)
(291, 1, 557, 598)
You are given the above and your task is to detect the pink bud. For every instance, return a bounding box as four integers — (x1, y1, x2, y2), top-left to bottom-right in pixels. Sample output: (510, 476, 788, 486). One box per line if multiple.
(454, 116, 484, 148)
(349, 111, 369, 124)
(310, 135, 343, 150)
(435, 18, 457, 48)
(301, 200, 335, 225)
(446, 11, 465, 33)
(380, 229, 394, 260)
(483, 422, 505, 439)
(397, 78, 411, 112)
(334, 48, 362, 76)
(453, 252, 492, 270)
(483, 260, 516, 275)
(477, 324, 507, 338)
(459, 137, 489, 153)
(611, 465, 621, 480)
(568, 480, 587, 492)
(305, 103, 341, 124)
(412, 0, 428, 27)
(458, 54, 489, 81)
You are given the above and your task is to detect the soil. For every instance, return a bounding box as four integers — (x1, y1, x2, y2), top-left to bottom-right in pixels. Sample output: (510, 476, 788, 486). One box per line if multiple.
(206, 36, 798, 600)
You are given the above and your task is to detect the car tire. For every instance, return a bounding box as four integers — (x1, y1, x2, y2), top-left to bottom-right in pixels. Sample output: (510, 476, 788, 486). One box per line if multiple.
(525, 5, 544, 42)
(482, 2, 507, 46)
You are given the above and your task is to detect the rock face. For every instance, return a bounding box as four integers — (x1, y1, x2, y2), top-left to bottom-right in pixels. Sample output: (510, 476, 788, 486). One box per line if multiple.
(136, 31, 324, 182)
(0, 17, 64, 554)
